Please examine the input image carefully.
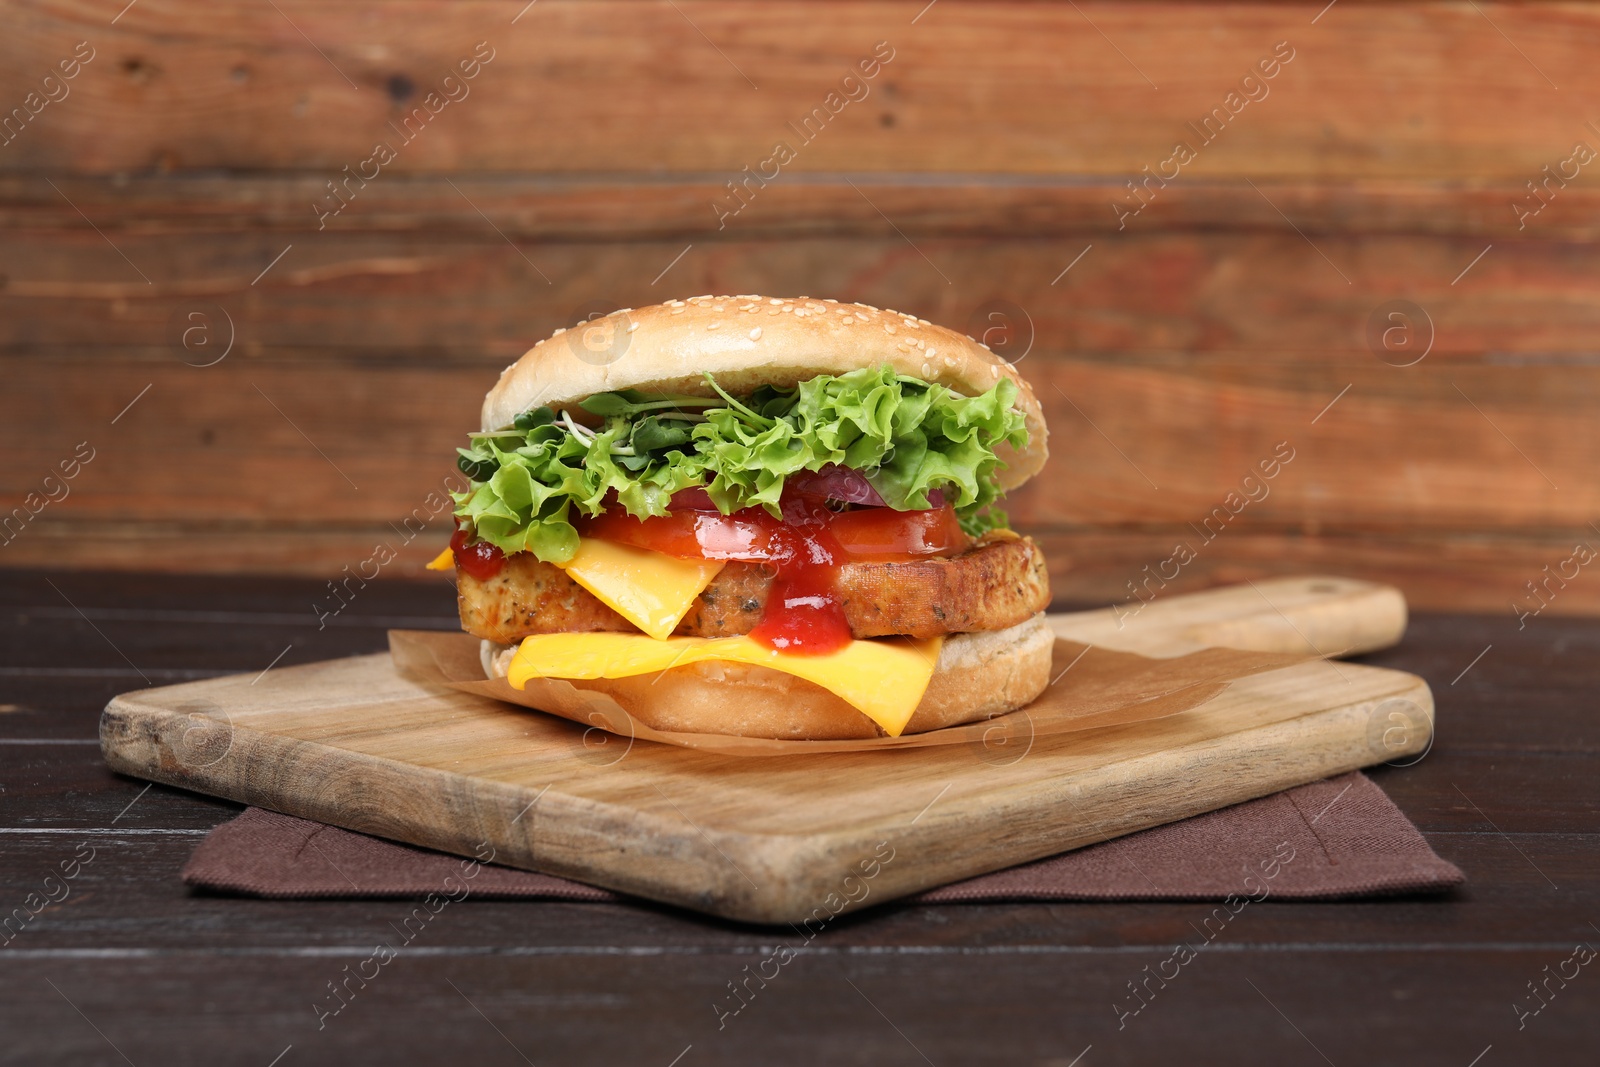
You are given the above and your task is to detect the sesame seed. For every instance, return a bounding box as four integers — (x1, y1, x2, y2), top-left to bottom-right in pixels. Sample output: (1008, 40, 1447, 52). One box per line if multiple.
(628, 322, 639, 333)
(884, 324, 896, 334)
(769, 298, 784, 305)
(749, 327, 763, 340)
(671, 307, 686, 314)
(841, 316, 854, 325)
(552, 327, 567, 335)
(707, 322, 720, 330)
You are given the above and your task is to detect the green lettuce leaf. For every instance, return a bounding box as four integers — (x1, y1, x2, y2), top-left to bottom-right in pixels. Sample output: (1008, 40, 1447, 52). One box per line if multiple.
(451, 365, 1029, 563)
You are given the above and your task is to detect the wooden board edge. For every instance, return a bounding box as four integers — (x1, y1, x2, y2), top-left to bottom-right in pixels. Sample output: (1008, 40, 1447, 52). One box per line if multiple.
(98, 667, 1434, 924)
(97, 695, 790, 917)
(1048, 575, 1409, 658)
(825, 671, 1437, 922)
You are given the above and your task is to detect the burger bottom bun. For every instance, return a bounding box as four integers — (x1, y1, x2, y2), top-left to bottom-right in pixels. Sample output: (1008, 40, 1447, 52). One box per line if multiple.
(481, 614, 1054, 740)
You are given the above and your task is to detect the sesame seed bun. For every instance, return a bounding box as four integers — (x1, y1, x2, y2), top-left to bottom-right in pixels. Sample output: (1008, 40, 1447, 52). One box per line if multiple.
(480, 295, 1047, 490)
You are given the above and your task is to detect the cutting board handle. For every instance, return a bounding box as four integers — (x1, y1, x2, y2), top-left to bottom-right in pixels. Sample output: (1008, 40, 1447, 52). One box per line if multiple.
(1047, 575, 1407, 659)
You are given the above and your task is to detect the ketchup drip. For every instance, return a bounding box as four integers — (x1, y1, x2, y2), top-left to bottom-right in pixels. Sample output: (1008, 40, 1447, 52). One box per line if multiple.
(478, 484, 971, 656)
(742, 496, 852, 655)
(450, 520, 506, 581)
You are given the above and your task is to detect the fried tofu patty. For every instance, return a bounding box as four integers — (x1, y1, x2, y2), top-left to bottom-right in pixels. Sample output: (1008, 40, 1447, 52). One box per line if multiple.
(456, 533, 1050, 643)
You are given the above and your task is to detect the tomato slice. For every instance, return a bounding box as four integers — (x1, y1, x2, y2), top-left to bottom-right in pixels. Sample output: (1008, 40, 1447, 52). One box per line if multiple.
(572, 487, 970, 654)
(827, 504, 968, 561)
(575, 501, 968, 563)
(576, 508, 776, 561)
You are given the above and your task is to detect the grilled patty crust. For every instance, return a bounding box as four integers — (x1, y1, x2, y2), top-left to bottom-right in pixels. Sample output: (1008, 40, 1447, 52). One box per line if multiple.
(456, 533, 1051, 643)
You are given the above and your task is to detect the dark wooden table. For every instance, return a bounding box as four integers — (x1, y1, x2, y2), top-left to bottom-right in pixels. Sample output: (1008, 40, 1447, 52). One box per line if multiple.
(2, 569, 1595, 1066)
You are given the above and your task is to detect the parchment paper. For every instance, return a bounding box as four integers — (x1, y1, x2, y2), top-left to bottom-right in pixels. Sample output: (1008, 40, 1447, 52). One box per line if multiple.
(388, 629, 1312, 757)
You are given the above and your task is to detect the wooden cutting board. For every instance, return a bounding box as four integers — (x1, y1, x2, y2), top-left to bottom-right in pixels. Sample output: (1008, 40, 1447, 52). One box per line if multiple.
(100, 575, 1431, 923)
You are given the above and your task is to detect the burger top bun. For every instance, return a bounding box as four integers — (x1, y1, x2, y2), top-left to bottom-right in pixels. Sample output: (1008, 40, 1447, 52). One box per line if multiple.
(480, 295, 1048, 491)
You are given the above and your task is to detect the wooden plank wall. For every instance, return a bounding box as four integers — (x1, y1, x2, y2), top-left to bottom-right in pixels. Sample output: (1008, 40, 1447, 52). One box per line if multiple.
(2, 0, 1597, 617)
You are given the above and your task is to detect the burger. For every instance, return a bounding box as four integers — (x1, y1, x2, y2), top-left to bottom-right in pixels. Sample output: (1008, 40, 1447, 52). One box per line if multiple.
(428, 295, 1052, 740)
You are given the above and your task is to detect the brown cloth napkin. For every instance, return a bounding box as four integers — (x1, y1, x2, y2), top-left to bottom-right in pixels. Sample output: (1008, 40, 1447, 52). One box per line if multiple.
(182, 772, 1462, 904)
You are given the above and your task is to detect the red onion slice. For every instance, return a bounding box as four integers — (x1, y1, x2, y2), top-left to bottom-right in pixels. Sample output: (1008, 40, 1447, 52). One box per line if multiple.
(793, 466, 947, 509)
(788, 465, 886, 506)
(670, 468, 946, 514)
(666, 486, 719, 512)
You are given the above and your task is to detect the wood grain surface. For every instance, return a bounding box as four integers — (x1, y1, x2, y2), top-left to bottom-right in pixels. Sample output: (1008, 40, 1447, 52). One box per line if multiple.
(3, 2, 1596, 177)
(3, 0, 1595, 616)
(97, 577, 1430, 923)
(1048, 574, 1409, 657)
(3, 569, 1596, 1065)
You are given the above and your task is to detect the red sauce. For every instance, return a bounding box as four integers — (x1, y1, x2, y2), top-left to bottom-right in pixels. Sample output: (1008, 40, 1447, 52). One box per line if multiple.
(576, 487, 969, 655)
(744, 496, 853, 655)
(450, 520, 506, 582)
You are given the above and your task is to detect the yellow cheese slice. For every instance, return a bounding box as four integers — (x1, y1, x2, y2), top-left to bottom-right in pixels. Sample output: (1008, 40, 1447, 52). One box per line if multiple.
(556, 539, 725, 641)
(507, 631, 944, 737)
(425, 547, 454, 571)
